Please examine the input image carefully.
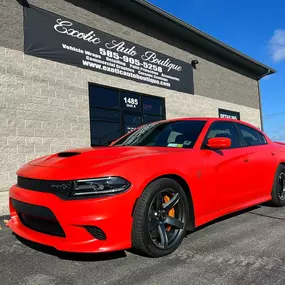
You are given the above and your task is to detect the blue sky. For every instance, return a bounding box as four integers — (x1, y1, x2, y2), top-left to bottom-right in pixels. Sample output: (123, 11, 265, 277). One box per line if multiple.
(149, 0, 285, 141)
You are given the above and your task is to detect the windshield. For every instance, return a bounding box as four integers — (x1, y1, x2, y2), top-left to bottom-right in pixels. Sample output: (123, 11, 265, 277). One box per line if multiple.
(113, 120, 206, 148)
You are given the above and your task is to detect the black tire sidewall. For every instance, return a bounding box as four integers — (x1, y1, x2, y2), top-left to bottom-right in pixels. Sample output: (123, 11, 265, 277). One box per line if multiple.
(132, 178, 189, 257)
(271, 165, 285, 207)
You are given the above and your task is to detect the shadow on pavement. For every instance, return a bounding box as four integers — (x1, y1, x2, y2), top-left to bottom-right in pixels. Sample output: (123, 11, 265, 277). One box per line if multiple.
(190, 205, 261, 234)
(13, 202, 279, 259)
(14, 234, 127, 261)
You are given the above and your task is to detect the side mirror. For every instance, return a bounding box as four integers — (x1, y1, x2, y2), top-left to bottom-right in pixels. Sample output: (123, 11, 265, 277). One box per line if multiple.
(207, 137, 231, 149)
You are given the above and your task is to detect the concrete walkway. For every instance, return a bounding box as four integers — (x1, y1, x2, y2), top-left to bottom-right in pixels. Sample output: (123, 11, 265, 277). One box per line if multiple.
(0, 191, 9, 216)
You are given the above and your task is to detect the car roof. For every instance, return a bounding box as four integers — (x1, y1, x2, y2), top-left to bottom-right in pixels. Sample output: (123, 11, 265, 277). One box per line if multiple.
(112, 116, 271, 145)
(165, 117, 263, 132)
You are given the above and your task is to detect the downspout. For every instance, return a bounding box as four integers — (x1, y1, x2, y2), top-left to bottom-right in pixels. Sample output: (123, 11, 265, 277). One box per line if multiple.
(257, 69, 271, 131)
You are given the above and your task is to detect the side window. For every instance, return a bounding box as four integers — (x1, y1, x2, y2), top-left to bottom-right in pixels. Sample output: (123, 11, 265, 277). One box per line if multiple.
(258, 133, 267, 145)
(205, 122, 241, 148)
(238, 124, 267, 146)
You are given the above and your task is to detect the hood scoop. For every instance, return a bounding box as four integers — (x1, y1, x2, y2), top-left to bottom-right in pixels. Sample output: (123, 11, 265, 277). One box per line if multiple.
(57, 152, 81, 157)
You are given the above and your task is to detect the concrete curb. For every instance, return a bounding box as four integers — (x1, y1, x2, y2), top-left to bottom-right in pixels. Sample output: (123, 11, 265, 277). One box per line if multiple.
(0, 191, 9, 216)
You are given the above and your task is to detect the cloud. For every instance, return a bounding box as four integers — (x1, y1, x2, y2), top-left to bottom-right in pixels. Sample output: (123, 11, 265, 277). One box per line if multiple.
(269, 29, 285, 62)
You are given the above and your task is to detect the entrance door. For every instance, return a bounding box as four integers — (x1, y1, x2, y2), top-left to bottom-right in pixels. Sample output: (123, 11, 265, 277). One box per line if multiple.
(120, 91, 142, 133)
(89, 84, 166, 146)
(123, 113, 142, 133)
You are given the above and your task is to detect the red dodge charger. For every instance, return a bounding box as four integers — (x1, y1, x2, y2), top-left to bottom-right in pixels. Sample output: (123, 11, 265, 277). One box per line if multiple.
(8, 118, 285, 257)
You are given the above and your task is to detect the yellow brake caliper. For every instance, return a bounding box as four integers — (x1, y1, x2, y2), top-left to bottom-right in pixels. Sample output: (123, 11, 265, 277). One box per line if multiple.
(164, 195, 175, 231)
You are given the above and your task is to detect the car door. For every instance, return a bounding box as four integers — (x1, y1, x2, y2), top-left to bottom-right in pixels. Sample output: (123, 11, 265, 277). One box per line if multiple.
(201, 121, 254, 215)
(236, 123, 278, 199)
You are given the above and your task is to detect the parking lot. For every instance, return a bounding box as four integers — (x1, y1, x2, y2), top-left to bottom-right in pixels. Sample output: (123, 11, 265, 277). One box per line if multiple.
(2, 204, 285, 285)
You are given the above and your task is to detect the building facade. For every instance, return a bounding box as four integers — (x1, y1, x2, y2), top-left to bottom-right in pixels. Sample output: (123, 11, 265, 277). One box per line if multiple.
(0, 0, 275, 191)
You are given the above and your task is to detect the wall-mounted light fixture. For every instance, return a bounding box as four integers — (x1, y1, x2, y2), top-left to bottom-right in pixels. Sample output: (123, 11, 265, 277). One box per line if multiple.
(191, 59, 199, 69)
(17, 0, 30, 7)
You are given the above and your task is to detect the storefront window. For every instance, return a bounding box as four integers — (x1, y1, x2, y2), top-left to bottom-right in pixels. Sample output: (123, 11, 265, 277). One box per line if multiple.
(90, 108, 120, 122)
(143, 115, 164, 124)
(120, 92, 141, 112)
(142, 96, 165, 116)
(218, 108, 240, 120)
(89, 84, 166, 146)
(91, 121, 121, 146)
(89, 86, 119, 109)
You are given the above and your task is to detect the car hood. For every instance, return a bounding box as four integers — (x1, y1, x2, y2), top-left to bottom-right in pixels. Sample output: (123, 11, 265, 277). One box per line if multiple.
(29, 146, 189, 169)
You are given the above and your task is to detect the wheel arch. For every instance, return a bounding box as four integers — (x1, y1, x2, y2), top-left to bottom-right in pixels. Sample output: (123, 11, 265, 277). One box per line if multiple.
(146, 174, 195, 231)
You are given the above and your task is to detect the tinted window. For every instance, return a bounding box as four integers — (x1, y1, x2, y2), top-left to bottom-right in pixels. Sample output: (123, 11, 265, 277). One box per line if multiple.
(91, 121, 121, 146)
(238, 124, 267, 146)
(89, 86, 119, 109)
(90, 108, 120, 122)
(113, 120, 206, 148)
(120, 92, 141, 112)
(205, 122, 240, 148)
(142, 97, 165, 116)
(219, 109, 240, 120)
(88, 84, 166, 146)
(143, 115, 164, 124)
(124, 114, 142, 133)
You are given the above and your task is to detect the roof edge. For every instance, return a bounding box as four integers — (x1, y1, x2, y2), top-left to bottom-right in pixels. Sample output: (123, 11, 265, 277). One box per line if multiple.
(131, 0, 276, 77)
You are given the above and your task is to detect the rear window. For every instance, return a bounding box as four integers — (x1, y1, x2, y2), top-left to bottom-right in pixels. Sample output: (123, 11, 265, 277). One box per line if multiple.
(237, 124, 267, 146)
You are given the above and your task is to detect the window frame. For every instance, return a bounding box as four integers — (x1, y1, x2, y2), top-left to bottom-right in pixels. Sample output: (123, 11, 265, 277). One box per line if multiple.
(201, 121, 243, 150)
(218, 108, 240, 120)
(235, 123, 268, 147)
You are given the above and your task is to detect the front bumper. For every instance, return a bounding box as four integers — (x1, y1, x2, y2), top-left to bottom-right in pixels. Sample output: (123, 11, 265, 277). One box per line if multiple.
(8, 185, 136, 253)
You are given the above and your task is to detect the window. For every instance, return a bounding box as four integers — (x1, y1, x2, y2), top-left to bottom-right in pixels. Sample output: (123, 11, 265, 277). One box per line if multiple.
(237, 124, 267, 146)
(120, 92, 141, 112)
(218, 109, 240, 120)
(205, 121, 241, 148)
(143, 115, 164, 124)
(124, 114, 142, 133)
(90, 108, 120, 122)
(89, 84, 166, 146)
(142, 97, 165, 116)
(90, 121, 121, 146)
(113, 120, 206, 148)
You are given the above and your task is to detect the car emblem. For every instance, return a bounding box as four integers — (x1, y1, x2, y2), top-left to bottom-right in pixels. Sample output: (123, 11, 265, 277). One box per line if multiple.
(51, 184, 69, 190)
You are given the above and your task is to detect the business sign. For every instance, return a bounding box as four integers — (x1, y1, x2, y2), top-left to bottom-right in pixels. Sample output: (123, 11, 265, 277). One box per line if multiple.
(218, 109, 240, 120)
(23, 5, 194, 94)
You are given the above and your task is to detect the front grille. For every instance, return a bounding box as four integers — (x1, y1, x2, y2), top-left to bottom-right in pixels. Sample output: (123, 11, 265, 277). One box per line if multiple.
(17, 176, 73, 198)
(84, 226, 106, 240)
(12, 199, 65, 237)
(18, 213, 65, 237)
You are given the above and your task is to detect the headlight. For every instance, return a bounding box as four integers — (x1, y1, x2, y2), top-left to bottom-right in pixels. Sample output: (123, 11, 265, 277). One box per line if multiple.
(72, 177, 130, 197)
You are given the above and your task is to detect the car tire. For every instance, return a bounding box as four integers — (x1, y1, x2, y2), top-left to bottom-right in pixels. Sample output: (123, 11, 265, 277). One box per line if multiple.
(271, 165, 285, 207)
(132, 178, 189, 257)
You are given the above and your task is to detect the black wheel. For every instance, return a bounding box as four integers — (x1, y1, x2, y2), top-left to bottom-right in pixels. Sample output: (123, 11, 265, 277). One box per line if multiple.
(271, 165, 285, 207)
(132, 178, 189, 257)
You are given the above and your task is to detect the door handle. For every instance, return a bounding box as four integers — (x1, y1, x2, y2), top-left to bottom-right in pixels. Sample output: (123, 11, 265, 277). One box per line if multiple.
(244, 158, 249, 163)
(271, 152, 276, 156)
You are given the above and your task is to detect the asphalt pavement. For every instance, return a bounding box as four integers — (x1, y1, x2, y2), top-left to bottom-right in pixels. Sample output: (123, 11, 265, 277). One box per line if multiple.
(2, 204, 285, 285)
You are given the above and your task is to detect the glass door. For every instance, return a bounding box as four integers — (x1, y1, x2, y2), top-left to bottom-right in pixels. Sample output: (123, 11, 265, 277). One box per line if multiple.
(89, 84, 166, 146)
